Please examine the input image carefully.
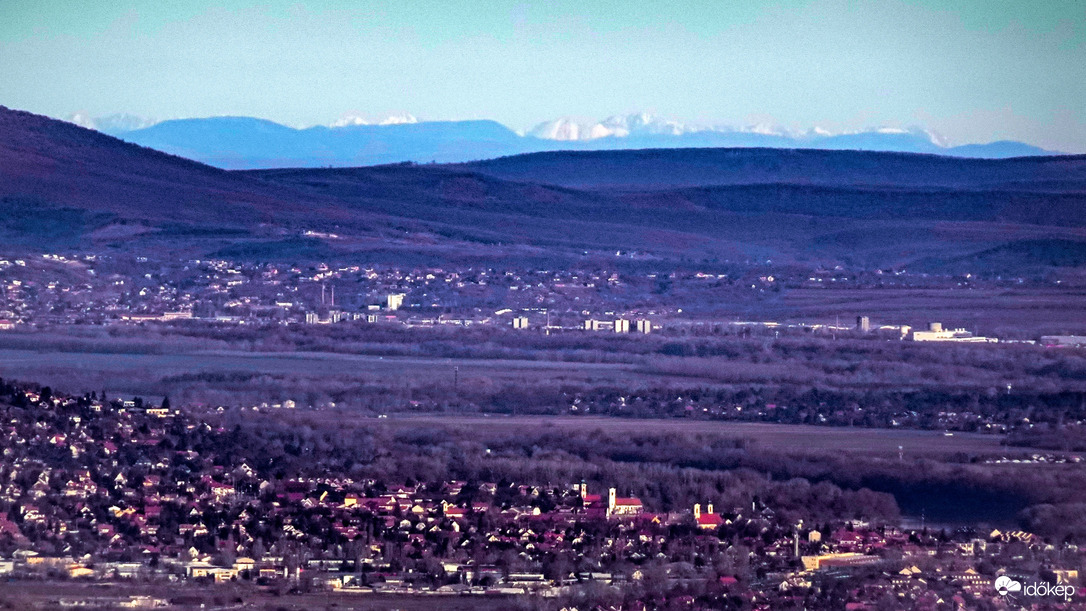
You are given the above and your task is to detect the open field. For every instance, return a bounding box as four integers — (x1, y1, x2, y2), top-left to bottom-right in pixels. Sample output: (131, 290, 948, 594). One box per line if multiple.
(0, 347, 706, 400)
(0, 581, 523, 611)
(772, 286, 1086, 337)
(1, 322, 1083, 414)
(330, 414, 1012, 458)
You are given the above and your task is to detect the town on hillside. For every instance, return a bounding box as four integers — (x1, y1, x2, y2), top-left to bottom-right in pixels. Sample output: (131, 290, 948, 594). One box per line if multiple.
(0, 380, 1081, 609)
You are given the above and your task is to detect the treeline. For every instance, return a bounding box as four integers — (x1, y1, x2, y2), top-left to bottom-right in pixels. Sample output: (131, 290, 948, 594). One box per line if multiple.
(177, 371, 1085, 434)
(11, 324, 1086, 392)
(1007, 425, 1086, 452)
(8, 324, 1085, 428)
(215, 413, 898, 526)
(223, 411, 1086, 541)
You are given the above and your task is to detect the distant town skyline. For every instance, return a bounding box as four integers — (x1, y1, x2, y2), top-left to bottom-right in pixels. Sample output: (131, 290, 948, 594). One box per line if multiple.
(2, 0, 1084, 152)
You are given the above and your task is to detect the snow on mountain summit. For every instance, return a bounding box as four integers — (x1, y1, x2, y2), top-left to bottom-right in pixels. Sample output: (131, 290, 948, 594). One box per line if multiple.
(330, 112, 419, 128)
(331, 113, 370, 127)
(64, 112, 157, 134)
(530, 113, 807, 141)
(378, 113, 418, 125)
(526, 113, 965, 153)
(528, 117, 595, 141)
(529, 113, 696, 141)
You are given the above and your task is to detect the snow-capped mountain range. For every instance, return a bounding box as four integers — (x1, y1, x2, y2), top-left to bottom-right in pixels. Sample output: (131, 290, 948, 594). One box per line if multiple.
(66, 112, 158, 134)
(329, 112, 419, 127)
(528, 113, 951, 146)
(61, 110, 1059, 170)
(529, 113, 689, 140)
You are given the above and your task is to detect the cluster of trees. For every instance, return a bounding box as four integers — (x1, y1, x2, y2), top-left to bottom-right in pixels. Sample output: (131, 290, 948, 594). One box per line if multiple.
(220, 410, 1086, 543)
(18, 322, 1086, 386)
(209, 413, 895, 525)
(5, 305, 1085, 437)
(13, 323, 1085, 435)
(1007, 424, 1086, 451)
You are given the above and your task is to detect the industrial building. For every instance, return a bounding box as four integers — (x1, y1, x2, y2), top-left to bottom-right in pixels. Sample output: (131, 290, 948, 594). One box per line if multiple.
(912, 322, 997, 343)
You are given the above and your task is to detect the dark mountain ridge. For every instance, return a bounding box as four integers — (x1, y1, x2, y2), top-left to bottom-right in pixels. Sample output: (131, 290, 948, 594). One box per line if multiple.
(0, 106, 302, 224)
(2, 106, 1085, 272)
(458, 148, 1086, 191)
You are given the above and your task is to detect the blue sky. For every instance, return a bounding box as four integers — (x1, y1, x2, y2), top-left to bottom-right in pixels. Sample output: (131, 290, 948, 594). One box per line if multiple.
(1, 0, 1084, 151)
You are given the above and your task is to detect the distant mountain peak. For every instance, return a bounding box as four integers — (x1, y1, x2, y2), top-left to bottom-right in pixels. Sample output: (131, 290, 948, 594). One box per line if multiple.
(526, 114, 965, 149)
(528, 113, 816, 141)
(527, 117, 594, 141)
(329, 112, 419, 128)
(862, 125, 948, 147)
(56, 107, 1058, 169)
(65, 111, 98, 130)
(743, 123, 788, 137)
(379, 112, 418, 126)
(528, 113, 702, 141)
(64, 112, 157, 135)
(1, 105, 1082, 272)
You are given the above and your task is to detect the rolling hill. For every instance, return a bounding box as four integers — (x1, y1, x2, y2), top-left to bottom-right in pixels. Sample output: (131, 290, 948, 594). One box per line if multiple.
(458, 148, 1086, 191)
(2, 105, 1085, 272)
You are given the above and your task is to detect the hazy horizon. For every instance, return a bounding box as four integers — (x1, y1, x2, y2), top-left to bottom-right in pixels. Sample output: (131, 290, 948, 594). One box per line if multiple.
(2, 0, 1084, 152)
(49, 108, 1063, 151)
